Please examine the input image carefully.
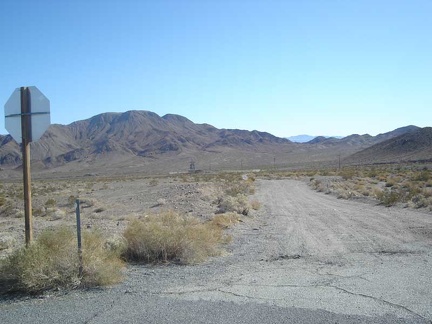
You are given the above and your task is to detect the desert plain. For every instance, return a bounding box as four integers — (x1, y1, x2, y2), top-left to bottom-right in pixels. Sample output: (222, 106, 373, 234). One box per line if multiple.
(1, 164, 431, 323)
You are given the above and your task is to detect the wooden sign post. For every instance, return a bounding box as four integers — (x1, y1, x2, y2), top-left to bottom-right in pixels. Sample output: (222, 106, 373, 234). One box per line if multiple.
(21, 87, 33, 245)
(4, 86, 50, 246)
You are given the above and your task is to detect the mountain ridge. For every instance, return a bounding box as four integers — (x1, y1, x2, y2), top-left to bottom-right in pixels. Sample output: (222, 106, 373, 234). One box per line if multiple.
(0, 110, 428, 172)
(287, 135, 343, 143)
(344, 127, 432, 165)
(0, 110, 292, 168)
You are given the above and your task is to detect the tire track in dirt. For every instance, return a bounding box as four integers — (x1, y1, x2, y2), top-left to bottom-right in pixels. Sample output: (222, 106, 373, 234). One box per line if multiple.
(1, 178, 431, 323)
(255, 179, 432, 259)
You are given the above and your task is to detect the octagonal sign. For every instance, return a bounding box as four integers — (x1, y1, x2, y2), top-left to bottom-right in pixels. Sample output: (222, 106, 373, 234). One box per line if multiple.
(4, 86, 50, 144)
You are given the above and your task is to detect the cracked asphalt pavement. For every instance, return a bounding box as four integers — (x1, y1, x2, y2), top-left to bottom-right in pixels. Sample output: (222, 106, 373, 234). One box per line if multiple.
(1, 179, 431, 323)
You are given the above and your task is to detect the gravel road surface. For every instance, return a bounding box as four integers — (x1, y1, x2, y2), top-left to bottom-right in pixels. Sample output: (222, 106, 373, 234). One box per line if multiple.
(1, 179, 431, 323)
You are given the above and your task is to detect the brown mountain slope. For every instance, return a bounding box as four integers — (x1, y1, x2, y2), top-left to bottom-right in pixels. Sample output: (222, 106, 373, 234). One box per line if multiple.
(306, 126, 419, 147)
(344, 127, 432, 165)
(0, 110, 426, 174)
(0, 110, 292, 168)
(0, 135, 21, 165)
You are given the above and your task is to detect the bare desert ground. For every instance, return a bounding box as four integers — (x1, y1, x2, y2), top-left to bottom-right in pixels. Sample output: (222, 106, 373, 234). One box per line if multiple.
(0, 172, 228, 258)
(1, 172, 432, 323)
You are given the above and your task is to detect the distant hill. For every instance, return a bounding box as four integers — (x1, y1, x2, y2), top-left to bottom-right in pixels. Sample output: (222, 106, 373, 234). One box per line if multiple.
(0, 110, 427, 173)
(305, 126, 420, 148)
(288, 135, 343, 143)
(287, 135, 316, 143)
(0, 110, 292, 168)
(344, 127, 432, 165)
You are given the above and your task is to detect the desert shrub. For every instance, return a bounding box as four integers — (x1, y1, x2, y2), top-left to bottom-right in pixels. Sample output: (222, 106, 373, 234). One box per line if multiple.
(305, 170, 317, 177)
(403, 185, 422, 201)
(309, 178, 319, 188)
(319, 169, 330, 176)
(422, 188, 432, 198)
(68, 195, 77, 207)
(218, 194, 250, 215)
(413, 170, 430, 182)
(339, 168, 356, 180)
(0, 235, 15, 252)
(361, 188, 371, 196)
(224, 181, 254, 197)
(367, 168, 378, 178)
(247, 173, 256, 182)
(336, 189, 353, 200)
(149, 179, 158, 187)
(123, 211, 227, 264)
(85, 182, 94, 190)
(209, 212, 240, 229)
(375, 188, 400, 207)
(0, 226, 124, 294)
(385, 180, 396, 188)
(310, 179, 328, 193)
(0, 194, 5, 207)
(79, 198, 96, 208)
(32, 207, 45, 217)
(45, 198, 57, 208)
(216, 172, 243, 182)
(80, 230, 125, 287)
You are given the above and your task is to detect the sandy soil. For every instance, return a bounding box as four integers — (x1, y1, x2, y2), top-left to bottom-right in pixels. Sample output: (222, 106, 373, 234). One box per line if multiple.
(136, 179, 431, 322)
(0, 175, 220, 258)
(1, 178, 431, 323)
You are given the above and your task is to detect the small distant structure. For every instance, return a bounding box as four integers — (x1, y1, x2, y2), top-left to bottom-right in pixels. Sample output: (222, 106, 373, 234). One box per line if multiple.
(189, 160, 196, 173)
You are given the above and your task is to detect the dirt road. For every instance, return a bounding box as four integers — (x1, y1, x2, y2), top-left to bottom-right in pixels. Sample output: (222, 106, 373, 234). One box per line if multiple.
(1, 179, 431, 323)
(247, 180, 432, 319)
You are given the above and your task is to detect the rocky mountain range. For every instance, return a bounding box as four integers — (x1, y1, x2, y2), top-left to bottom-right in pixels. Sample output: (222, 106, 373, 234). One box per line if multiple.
(344, 127, 432, 165)
(305, 125, 420, 146)
(287, 135, 343, 143)
(0, 110, 289, 168)
(0, 110, 430, 174)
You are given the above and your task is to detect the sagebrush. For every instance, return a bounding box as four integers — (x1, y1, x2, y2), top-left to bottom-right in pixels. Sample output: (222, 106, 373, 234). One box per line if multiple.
(0, 226, 124, 293)
(123, 211, 230, 264)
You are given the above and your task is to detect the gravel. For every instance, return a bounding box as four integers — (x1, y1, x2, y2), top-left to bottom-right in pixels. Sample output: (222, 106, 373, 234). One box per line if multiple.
(1, 179, 431, 323)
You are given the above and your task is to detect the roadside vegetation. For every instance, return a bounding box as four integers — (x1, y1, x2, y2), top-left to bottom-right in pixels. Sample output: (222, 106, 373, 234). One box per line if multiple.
(0, 172, 260, 295)
(270, 164, 432, 210)
(0, 226, 125, 294)
(123, 210, 231, 264)
(2, 163, 430, 295)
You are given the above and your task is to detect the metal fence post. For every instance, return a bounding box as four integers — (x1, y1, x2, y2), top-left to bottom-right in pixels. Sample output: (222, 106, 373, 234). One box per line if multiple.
(76, 199, 83, 277)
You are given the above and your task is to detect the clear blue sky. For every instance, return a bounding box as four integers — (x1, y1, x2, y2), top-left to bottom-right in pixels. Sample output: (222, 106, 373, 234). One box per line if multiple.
(1, 0, 431, 138)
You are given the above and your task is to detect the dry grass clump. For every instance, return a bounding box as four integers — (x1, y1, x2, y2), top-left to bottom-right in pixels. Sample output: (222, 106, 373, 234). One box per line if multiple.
(374, 188, 401, 207)
(80, 230, 125, 287)
(215, 175, 259, 215)
(339, 168, 356, 180)
(310, 178, 328, 193)
(123, 211, 228, 265)
(217, 194, 250, 215)
(0, 226, 124, 294)
(149, 179, 159, 187)
(0, 235, 15, 253)
(209, 212, 240, 229)
(224, 181, 255, 196)
(307, 164, 432, 211)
